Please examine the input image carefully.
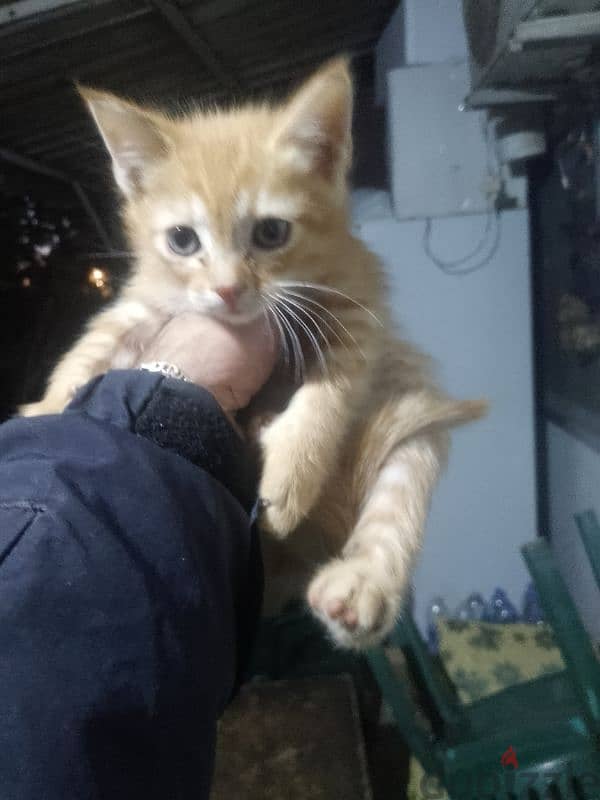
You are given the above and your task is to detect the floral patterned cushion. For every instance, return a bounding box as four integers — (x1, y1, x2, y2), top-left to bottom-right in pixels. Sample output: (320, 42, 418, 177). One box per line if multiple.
(437, 617, 565, 703)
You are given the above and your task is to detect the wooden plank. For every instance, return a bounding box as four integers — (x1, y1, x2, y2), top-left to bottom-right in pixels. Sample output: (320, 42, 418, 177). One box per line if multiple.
(212, 676, 373, 800)
(149, 0, 241, 91)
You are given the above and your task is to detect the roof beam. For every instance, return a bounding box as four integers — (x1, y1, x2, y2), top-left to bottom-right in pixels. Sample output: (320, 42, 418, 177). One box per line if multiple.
(191, 0, 254, 25)
(148, 0, 241, 92)
(1, 6, 151, 58)
(32, 139, 100, 161)
(0, 146, 75, 184)
(0, 0, 87, 25)
(18, 120, 93, 147)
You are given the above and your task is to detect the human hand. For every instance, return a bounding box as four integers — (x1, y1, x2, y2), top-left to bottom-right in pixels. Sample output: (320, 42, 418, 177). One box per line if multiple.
(139, 312, 278, 414)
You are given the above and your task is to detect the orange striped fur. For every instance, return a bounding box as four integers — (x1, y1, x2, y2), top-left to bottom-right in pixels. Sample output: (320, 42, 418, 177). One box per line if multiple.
(20, 59, 485, 648)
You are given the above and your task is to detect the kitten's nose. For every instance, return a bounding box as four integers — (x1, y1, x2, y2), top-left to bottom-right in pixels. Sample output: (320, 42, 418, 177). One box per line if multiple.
(215, 285, 243, 312)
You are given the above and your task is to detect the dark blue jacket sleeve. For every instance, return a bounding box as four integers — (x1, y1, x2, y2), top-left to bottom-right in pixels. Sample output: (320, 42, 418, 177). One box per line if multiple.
(0, 370, 262, 800)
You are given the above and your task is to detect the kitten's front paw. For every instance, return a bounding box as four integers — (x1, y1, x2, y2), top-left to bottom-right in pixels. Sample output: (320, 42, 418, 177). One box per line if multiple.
(307, 558, 400, 650)
(19, 398, 65, 417)
(19, 383, 79, 417)
(258, 468, 317, 539)
(258, 420, 323, 539)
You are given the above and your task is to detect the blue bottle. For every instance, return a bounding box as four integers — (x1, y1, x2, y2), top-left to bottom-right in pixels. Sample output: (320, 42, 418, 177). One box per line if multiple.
(455, 592, 487, 622)
(486, 588, 519, 623)
(426, 596, 448, 653)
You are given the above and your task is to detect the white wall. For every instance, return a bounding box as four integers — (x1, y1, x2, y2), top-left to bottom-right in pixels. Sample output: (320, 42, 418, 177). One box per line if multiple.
(375, 3, 404, 105)
(546, 423, 600, 642)
(371, 0, 535, 630)
(376, 0, 469, 88)
(358, 211, 535, 632)
(403, 0, 468, 65)
(373, 0, 599, 641)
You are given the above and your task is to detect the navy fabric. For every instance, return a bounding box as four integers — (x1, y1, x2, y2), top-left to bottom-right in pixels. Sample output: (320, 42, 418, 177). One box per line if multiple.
(0, 370, 262, 800)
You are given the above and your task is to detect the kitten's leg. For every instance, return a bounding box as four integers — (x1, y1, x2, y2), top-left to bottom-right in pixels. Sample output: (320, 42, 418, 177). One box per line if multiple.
(259, 369, 367, 539)
(19, 301, 156, 416)
(307, 431, 448, 649)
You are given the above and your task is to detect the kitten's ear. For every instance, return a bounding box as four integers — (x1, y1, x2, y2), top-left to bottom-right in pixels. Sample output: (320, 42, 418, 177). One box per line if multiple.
(273, 57, 353, 180)
(78, 85, 170, 196)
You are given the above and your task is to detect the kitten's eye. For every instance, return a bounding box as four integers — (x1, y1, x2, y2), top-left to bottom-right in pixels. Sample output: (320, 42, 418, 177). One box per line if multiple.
(252, 218, 291, 250)
(166, 226, 201, 256)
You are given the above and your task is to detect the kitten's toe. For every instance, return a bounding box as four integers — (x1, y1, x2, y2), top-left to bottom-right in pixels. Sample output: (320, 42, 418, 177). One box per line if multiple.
(259, 500, 297, 539)
(307, 558, 399, 650)
(19, 400, 62, 417)
(18, 402, 41, 418)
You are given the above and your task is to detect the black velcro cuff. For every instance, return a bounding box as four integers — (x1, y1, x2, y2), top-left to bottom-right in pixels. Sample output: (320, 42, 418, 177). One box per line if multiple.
(134, 378, 253, 510)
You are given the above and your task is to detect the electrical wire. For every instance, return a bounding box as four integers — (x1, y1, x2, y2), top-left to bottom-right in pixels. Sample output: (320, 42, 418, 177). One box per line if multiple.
(422, 114, 503, 276)
(422, 210, 502, 276)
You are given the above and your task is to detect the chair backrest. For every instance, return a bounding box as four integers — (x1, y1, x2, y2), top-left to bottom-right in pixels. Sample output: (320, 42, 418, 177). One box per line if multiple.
(575, 510, 600, 590)
(522, 538, 600, 734)
(368, 526, 600, 799)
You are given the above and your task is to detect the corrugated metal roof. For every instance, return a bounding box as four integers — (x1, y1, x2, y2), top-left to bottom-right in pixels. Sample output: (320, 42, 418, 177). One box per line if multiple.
(0, 0, 395, 192)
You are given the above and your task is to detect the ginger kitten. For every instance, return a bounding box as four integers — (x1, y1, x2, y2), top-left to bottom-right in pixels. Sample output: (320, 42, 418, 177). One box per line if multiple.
(20, 59, 485, 649)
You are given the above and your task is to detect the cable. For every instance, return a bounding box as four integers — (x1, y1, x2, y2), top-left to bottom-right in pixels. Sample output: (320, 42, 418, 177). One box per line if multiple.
(422, 112, 504, 276)
(422, 210, 502, 276)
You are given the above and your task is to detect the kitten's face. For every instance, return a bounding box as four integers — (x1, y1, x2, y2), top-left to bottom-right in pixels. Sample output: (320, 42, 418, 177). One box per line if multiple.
(82, 59, 353, 324)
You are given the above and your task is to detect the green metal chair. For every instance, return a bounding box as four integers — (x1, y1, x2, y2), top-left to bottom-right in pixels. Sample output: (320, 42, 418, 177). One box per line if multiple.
(576, 511, 600, 590)
(367, 512, 600, 800)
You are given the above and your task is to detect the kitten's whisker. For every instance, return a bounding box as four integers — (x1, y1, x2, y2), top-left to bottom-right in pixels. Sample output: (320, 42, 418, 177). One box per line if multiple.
(263, 297, 289, 364)
(272, 289, 369, 370)
(276, 281, 384, 327)
(268, 293, 328, 376)
(285, 310, 306, 383)
(272, 292, 330, 350)
(269, 302, 298, 380)
(263, 300, 290, 369)
(278, 288, 364, 357)
(269, 298, 305, 383)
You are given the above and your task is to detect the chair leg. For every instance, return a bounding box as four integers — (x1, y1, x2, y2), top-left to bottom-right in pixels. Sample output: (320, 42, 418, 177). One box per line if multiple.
(392, 613, 467, 734)
(575, 510, 600, 590)
(366, 647, 444, 778)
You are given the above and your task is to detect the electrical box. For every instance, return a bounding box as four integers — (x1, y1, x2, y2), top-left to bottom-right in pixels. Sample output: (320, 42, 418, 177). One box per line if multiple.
(386, 62, 525, 220)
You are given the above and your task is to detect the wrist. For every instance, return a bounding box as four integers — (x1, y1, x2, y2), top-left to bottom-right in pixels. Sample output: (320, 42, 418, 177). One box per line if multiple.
(130, 371, 254, 508)
(139, 362, 241, 430)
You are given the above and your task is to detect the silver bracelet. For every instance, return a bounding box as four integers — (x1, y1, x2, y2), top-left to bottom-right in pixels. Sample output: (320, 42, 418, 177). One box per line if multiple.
(139, 361, 192, 383)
